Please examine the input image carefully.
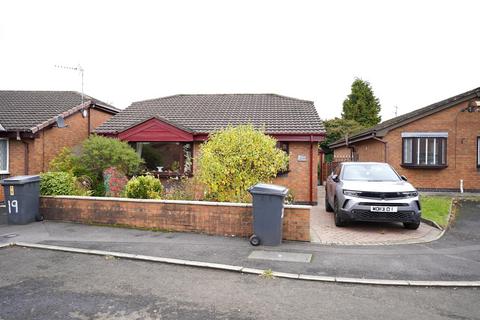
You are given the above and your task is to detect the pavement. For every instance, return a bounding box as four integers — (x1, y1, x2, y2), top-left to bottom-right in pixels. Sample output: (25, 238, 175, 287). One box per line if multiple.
(0, 199, 479, 284)
(1, 247, 479, 320)
(310, 189, 442, 245)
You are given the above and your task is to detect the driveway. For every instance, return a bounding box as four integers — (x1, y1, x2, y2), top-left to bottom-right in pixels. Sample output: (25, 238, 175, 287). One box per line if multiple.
(310, 188, 442, 245)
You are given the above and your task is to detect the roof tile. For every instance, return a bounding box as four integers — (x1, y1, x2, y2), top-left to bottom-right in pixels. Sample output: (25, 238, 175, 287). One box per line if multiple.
(96, 94, 324, 135)
(0, 91, 119, 132)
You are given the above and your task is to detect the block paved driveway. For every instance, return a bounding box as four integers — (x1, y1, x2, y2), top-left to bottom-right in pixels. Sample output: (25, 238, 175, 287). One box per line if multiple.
(310, 188, 442, 245)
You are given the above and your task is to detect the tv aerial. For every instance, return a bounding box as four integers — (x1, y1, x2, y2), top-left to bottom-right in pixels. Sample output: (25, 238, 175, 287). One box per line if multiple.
(54, 64, 85, 106)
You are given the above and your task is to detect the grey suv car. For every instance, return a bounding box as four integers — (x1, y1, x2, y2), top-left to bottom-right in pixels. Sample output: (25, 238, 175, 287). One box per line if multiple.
(325, 162, 421, 229)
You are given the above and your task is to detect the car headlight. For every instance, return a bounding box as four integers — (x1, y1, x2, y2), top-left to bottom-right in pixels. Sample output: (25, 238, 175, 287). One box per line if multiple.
(401, 191, 418, 198)
(343, 190, 361, 197)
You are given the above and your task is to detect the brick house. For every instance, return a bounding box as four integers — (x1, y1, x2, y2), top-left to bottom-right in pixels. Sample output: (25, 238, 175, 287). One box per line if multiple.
(96, 94, 325, 204)
(0, 91, 119, 201)
(329, 87, 480, 192)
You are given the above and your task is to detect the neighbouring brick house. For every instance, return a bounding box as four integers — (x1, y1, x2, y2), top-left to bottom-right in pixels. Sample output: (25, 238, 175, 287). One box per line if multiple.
(329, 87, 480, 192)
(96, 94, 325, 204)
(0, 91, 119, 201)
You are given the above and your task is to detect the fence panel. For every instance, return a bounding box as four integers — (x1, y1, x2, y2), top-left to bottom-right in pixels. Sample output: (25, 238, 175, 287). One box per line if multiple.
(321, 156, 357, 183)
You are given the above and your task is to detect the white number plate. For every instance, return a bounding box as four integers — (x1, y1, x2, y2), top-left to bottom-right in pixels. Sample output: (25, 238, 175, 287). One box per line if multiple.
(370, 206, 397, 213)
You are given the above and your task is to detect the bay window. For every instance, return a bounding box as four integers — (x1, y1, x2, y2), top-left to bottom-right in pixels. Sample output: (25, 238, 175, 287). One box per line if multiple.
(0, 138, 8, 174)
(130, 142, 193, 176)
(401, 132, 447, 167)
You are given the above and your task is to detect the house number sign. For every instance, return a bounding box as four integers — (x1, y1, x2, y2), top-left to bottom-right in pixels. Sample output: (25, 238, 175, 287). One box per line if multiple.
(297, 155, 307, 162)
(7, 200, 18, 214)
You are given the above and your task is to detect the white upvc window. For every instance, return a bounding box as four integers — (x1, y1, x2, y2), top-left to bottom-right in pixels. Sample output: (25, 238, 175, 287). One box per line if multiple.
(0, 138, 8, 174)
(401, 132, 448, 167)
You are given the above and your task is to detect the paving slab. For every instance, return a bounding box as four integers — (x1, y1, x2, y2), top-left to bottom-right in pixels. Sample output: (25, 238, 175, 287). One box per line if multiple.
(248, 250, 312, 263)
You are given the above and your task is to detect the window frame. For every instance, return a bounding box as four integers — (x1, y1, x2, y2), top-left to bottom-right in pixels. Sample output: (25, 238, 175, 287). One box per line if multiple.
(401, 136, 447, 169)
(0, 138, 9, 174)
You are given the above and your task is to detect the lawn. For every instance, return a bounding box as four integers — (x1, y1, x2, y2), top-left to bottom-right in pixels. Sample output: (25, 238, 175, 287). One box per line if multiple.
(420, 196, 452, 228)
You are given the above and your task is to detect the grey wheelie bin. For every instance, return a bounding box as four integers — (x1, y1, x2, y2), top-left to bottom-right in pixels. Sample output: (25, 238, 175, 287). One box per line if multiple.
(0, 175, 42, 224)
(248, 183, 289, 246)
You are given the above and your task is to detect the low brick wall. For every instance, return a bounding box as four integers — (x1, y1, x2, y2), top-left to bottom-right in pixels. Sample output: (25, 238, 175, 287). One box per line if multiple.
(40, 196, 311, 241)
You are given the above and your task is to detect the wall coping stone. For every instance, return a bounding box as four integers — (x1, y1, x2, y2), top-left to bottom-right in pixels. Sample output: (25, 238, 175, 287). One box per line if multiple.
(40, 195, 311, 210)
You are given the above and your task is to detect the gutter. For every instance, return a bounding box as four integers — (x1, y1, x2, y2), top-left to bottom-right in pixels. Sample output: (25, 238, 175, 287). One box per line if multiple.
(329, 132, 376, 149)
(90, 103, 121, 115)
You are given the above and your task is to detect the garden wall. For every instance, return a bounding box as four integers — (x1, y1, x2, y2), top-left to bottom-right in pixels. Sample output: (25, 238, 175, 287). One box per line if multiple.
(39, 196, 311, 241)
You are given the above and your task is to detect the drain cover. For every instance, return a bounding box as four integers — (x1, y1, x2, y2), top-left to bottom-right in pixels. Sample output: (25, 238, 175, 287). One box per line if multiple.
(248, 250, 312, 263)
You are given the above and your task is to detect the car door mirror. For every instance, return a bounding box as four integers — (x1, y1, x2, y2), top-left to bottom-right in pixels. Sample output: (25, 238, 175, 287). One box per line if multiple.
(401, 175, 408, 181)
(332, 174, 339, 183)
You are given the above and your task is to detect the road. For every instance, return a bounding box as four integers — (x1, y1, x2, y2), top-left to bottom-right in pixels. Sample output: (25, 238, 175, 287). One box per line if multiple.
(1, 247, 479, 320)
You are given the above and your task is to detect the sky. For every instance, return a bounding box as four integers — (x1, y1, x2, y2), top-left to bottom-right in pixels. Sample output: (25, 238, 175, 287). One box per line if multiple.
(0, 0, 478, 121)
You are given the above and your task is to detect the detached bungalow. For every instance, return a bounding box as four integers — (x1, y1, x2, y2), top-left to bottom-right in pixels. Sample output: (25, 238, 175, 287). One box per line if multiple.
(0, 91, 119, 201)
(96, 94, 325, 204)
(329, 87, 480, 192)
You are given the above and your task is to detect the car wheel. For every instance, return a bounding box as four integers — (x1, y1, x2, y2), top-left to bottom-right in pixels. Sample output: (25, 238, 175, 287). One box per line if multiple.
(334, 198, 346, 227)
(325, 190, 333, 212)
(403, 221, 420, 230)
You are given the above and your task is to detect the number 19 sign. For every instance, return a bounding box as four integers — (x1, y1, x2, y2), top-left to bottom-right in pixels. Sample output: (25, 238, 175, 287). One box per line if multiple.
(7, 200, 18, 214)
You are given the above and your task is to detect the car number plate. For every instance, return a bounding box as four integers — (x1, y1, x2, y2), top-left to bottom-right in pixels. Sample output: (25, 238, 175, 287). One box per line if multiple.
(370, 206, 398, 213)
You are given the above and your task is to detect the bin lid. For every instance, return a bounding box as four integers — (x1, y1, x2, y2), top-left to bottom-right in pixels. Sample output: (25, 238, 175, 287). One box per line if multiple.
(0, 175, 41, 185)
(248, 183, 289, 196)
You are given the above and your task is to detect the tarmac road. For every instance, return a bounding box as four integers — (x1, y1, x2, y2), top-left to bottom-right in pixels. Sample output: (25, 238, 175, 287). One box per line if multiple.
(1, 247, 479, 320)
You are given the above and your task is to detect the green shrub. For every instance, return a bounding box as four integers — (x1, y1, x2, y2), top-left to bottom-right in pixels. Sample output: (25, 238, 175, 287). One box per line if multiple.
(198, 125, 288, 202)
(48, 136, 143, 196)
(49, 147, 77, 173)
(80, 135, 143, 177)
(125, 175, 164, 199)
(40, 172, 90, 196)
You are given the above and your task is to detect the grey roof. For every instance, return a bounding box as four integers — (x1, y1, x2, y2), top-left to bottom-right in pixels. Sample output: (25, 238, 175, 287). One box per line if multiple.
(0, 91, 119, 132)
(329, 86, 480, 148)
(96, 94, 325, 135)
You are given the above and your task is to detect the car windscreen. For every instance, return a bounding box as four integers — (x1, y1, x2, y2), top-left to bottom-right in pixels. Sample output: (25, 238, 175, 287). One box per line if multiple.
(341, 164, 400, 182)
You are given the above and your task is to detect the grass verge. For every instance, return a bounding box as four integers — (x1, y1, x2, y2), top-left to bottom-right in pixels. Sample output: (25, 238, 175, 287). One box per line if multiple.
(420, 196, 452, 228)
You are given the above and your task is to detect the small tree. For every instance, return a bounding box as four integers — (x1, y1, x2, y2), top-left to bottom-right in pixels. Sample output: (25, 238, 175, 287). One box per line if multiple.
(198, 125, 288, 203)
(320, 117, 365, 153)
(342, 78, 382, 127)
(80, 135, 143, 177)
